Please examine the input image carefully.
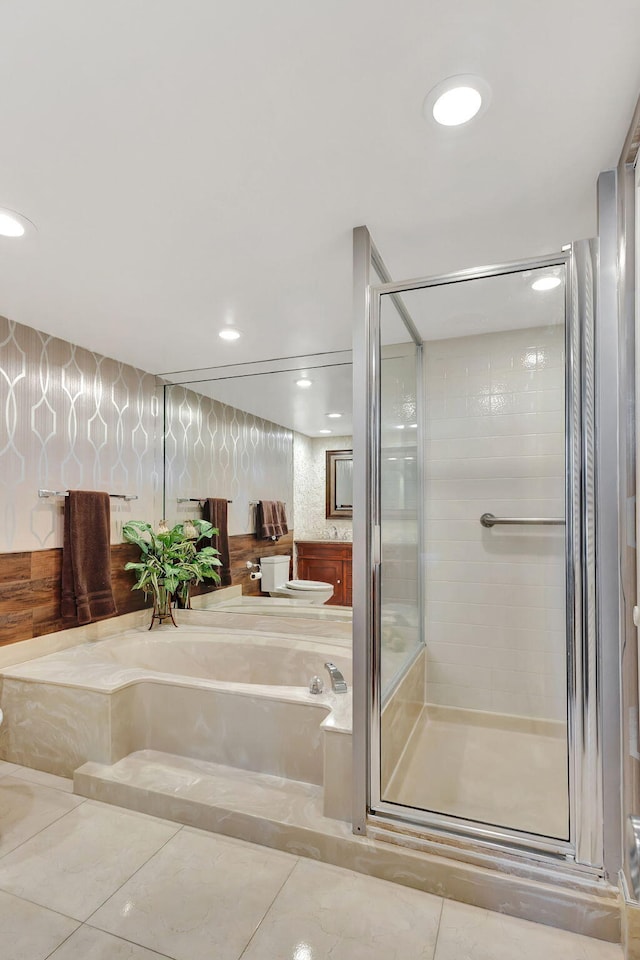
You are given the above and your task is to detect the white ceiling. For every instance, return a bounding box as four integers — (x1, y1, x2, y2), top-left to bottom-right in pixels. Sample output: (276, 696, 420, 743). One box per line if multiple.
(162, 262, 564, 437)
(172, 360, 354, 438)
(0, 1, 639, 376)
(391, 264, 565, 341)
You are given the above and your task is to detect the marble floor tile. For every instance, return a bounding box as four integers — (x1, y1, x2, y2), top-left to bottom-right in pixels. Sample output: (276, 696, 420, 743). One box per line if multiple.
(0, 760, 22, 778)
(10, 764, 74, 793)
(0, 775, 84, 857)
(0, 887, 79, 960)
(242, 857, 443, 960)
(89, 828, 297, 960)
(0, 801, 181, 921)
(49, 925, 172, 959)
(434, 900, 623, 960)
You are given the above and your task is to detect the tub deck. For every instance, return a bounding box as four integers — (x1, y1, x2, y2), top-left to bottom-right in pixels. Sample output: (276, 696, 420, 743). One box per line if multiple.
(0, 611, 353, 821)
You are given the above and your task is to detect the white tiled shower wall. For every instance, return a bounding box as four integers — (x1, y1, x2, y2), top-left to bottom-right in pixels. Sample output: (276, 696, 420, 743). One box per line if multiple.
(380, 344, 421, 694)
(424, 325, 566, 722)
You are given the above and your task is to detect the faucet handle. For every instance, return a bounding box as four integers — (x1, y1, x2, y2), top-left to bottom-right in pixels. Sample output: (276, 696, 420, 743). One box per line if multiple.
(309, 676, 324, 695)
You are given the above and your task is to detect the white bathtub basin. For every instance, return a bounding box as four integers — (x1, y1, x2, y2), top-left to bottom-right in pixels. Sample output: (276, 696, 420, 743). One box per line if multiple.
(0, 622, 353, 818)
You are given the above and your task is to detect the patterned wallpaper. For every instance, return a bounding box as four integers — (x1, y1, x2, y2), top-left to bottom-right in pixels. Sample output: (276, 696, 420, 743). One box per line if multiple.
(0, 316, 160, 553)
(0, 314, 317, 554)
(164, 385, 294, 536)
(293, 433, 353, 542)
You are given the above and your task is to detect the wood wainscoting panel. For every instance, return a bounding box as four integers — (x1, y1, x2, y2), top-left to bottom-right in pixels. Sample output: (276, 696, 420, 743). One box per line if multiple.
(0, 542, 149, 646)
(30, 548, 63, 580)
(0, 530, 294, 646)
(0, 611, 33, 645)
(0, 552, 31, 583)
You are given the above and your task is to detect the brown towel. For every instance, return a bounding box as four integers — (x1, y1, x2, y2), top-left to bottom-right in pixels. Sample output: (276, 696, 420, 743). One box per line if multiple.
(61, 490, 117, 625)
(256, 500, 288, 540)
(202, 498, 231, 587)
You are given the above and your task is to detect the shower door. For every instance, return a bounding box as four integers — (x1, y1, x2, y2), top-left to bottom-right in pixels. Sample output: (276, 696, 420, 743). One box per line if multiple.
(356, 240, 601, 866)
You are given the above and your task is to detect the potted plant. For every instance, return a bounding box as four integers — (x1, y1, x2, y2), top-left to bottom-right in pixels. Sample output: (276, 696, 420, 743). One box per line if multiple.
(122, 519, 222, 629)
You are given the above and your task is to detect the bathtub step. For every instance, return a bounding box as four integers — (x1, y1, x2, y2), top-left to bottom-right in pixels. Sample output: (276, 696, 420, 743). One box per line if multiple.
(73, 749, 622, 943)
(74, 750, 353, 848)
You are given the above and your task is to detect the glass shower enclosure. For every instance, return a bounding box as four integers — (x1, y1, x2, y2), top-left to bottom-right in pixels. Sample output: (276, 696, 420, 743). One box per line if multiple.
(352, 229, 602, 870)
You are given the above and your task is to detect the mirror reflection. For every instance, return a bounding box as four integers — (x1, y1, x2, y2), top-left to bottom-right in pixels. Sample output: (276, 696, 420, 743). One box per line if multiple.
(162, 352, 353, 621)
(326, 449, 353, 518)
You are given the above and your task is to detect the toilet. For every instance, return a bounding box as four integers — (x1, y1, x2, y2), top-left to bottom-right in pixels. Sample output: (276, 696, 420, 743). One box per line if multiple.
(259, 555, 333, 605)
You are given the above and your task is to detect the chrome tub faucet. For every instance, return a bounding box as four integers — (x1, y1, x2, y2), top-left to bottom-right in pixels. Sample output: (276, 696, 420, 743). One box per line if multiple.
(324, 661, 347, 693)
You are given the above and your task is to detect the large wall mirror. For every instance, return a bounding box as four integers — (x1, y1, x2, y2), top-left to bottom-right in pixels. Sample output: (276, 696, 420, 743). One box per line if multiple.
(158, 350, 354, 609)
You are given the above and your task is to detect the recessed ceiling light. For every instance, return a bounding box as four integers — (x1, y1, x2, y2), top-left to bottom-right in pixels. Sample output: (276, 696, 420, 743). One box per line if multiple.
(531, 276, 562, 292)
(433, 87, 481, 125)
(0, 208, 28, 238)
(219, 328, 241, 341)
(424, 75, 490, 128)
(296, 378, 313, 388)
(327, 413, 342, 419)
(318, 429, 332, 434)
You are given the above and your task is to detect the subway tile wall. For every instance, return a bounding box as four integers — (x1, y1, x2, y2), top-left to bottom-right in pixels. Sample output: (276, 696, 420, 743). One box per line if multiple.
(424, 325, 566, 721)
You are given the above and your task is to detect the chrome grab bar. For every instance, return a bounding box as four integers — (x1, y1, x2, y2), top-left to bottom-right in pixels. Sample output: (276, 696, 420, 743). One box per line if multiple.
(480, 513, 565, 528)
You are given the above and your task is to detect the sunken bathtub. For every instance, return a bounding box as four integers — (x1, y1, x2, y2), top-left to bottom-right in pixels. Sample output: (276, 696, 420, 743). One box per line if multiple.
(0, 623, 352, 819)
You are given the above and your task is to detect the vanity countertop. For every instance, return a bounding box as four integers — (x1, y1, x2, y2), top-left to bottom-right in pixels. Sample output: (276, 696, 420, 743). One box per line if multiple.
(294, 538, 352, 545)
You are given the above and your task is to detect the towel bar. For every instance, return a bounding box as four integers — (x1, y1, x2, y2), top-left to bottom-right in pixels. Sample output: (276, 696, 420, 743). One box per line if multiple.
(38, 489, 138, 501)
(177, 497, 233, 504)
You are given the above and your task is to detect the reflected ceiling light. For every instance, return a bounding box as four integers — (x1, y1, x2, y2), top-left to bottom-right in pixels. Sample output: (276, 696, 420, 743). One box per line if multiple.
(327, 412, 342, 419)
(293, 944, 313, 960)
(387, 457, 398, 461)
(218, 328, 240, 341)
(318, 429, 332, 434)
(296, 378, 313, 388)
(409, 423, 418, 428)
(405, 456, 415, 461)
(424, 75, 490, 127)
(0, 208, 28, 237)
(531, 276, 561, 292)
(395, 424, 406, 430)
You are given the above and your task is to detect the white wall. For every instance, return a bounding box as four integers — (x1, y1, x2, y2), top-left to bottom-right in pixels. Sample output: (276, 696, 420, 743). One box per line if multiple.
(293, 434, 352, 541)
(424, 325, 566, 721)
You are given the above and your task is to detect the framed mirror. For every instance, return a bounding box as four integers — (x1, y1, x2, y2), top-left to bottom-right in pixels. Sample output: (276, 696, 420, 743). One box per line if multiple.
(326, 449, 353, 518)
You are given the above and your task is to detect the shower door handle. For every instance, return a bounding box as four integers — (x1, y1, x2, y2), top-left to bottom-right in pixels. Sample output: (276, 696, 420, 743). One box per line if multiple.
(480, 513, 565, 528)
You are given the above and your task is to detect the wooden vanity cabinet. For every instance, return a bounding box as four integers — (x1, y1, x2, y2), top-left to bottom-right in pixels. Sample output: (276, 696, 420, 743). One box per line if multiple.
(295, 541, 352, 607)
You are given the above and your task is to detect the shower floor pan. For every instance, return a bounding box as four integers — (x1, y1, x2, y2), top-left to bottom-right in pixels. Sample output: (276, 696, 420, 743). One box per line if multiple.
(383, 705, 568, 840)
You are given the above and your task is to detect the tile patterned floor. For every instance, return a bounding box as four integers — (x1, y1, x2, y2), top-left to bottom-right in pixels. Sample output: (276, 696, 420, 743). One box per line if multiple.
(0, 761, 623, 960)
